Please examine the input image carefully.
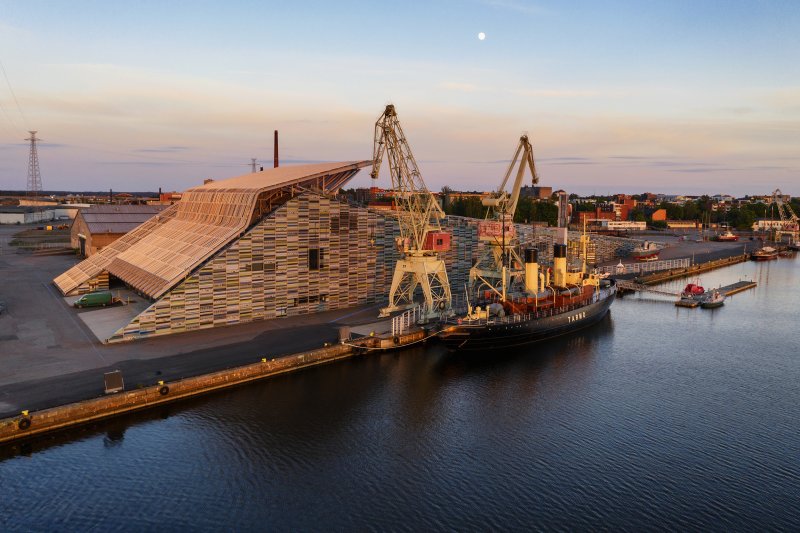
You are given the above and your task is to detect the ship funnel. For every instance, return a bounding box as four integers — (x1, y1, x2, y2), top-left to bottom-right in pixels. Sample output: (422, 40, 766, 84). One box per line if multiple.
(553, 243, 567, 287)
(524, 248, 539, 294)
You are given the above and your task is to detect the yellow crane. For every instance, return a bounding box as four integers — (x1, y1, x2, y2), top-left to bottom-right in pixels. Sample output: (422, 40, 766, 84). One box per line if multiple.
(371, 105, 452, 320)
(768, 188, 799, 242)
(469, 134, 538, 300)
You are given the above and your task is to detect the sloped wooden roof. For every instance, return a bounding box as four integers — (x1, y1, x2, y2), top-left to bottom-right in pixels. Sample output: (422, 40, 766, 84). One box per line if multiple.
(54, 161, 370, 297)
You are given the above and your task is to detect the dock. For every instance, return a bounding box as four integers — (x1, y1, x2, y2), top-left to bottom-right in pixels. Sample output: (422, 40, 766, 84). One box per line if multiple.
(718, 280, 758, 296)
(0, 318, 432, 445)
(619, 278, 757, 304)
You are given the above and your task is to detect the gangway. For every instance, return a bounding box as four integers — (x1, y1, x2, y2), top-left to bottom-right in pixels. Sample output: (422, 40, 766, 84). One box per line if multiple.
(615, 280, 680, 297)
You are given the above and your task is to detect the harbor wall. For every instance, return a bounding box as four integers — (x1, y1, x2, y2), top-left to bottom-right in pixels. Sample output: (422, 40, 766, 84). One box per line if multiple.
(0, 343, 354, 444)
(0, 328, 428, 445)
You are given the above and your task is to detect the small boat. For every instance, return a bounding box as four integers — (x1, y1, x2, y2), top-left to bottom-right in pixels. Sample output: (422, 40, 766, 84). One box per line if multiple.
(630, 241, 660, 261)
(700, 290, 725, 308)
(788, 241, 800, 251)
(714, 230, 739, 242)
(681, 282, 705, 299)
(750, 246, 778, 261)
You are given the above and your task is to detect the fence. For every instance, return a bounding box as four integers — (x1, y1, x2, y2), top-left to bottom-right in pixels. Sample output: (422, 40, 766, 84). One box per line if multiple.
(600, 257, 691, 275)
(391, 304, 423, 337)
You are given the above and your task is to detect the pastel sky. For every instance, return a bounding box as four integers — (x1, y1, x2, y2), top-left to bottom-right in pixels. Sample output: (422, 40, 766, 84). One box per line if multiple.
(0, 0, 798, 196)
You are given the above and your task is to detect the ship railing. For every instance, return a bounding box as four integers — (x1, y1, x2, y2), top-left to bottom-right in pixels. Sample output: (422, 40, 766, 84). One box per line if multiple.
(391, 304, 423, 337)
(454, 298, 605, 327)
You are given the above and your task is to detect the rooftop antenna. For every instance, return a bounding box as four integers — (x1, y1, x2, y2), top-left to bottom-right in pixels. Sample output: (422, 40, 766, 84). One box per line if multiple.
(25, 131, 43, 200)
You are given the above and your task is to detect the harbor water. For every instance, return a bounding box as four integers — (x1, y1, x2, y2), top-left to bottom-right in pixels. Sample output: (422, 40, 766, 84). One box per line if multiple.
(2, 258, 799, 531)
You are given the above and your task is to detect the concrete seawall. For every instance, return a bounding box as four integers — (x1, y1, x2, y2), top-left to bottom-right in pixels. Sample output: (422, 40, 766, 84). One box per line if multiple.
(0, 343, 355, 444)
(0, 327, 428, 445)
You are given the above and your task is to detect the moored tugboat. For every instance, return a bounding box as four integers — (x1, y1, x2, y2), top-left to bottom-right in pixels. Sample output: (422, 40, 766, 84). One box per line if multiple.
(714, 230, 739, 242)
(750, 246, 779, 261)
(439, 232, 616, 351)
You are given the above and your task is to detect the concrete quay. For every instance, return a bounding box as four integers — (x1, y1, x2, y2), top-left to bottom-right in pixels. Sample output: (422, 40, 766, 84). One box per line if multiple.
(634, 253, 749, 285)
(0, 318, 429, 444)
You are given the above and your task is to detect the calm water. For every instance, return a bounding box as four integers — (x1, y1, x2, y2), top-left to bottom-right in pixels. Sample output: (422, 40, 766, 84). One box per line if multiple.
(2, 259, 799, 531)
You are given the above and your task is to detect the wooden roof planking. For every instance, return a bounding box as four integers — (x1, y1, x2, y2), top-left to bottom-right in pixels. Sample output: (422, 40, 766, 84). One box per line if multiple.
(54, 161, 371, 298)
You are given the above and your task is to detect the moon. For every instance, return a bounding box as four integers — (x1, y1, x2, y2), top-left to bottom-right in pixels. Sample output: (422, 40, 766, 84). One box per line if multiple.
(478, 32, 486, 41)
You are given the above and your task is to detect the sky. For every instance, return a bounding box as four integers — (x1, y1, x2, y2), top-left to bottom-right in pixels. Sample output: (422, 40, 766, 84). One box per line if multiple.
(0, 0, 798, 196)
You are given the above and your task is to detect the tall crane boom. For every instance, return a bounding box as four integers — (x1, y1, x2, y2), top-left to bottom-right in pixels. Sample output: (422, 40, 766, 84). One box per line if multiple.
(469, 135, 539, 300)
(481, 135, 538, 219)
(371, 105, 452, 320)
(372, 105, 446, 251)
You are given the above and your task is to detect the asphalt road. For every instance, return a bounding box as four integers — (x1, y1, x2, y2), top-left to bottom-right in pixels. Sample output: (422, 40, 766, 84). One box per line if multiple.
(0, 224, 381, 418)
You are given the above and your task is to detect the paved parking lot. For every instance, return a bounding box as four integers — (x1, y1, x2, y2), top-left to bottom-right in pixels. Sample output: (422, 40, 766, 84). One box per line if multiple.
(0, 225, 381, 417)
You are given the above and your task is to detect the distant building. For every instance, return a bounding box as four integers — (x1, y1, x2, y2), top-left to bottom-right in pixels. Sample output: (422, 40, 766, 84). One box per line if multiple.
(520, 186, 553, 200)
(70, 204, 168, 256)
(606, 220, 646, 231)
(666, 220, 698, 229)
(0, 206, 55, 224)
(614, 194, 637, 221)
(651, 209, 667, 221)
(158, 192, 183, 205)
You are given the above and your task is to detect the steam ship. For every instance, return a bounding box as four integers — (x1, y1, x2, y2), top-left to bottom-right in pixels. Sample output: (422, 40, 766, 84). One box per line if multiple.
(630, 241, 661, 261)
(439, 233, 616, 351)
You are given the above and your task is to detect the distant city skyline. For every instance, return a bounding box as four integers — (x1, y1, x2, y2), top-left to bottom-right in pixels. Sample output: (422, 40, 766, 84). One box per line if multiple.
(0, 1, 798, 196)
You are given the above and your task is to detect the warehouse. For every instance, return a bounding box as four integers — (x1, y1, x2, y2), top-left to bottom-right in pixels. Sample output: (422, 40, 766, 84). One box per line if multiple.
(70, 204, 168, 256)
(0, 206, 55, 224)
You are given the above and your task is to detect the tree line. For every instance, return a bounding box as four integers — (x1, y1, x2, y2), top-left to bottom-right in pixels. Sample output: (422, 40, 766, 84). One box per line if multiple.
(442, 195, 559, 226)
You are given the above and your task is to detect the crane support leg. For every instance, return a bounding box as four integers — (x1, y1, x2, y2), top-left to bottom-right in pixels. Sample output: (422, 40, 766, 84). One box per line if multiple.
(380, 256, 452, 322)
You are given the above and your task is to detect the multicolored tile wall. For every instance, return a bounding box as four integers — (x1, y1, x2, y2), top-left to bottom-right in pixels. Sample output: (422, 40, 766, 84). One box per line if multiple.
(108, 194, 480, 342)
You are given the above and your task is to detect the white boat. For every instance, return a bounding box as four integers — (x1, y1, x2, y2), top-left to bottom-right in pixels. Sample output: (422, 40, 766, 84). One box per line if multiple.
(700, 290, 725, 308)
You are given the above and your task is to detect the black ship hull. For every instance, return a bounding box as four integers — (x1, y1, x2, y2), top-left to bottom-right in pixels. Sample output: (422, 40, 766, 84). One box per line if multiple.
(439, 286, 616, 352)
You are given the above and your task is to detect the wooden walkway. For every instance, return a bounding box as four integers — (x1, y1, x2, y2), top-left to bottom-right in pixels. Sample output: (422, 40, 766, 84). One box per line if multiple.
(617, 279, 757, 298)
(616, 280, 680, 296)
(718, 280, 757, 296)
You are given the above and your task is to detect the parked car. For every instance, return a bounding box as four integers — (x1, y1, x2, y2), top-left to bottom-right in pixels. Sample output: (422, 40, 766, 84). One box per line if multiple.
(74, 291, 113, 308)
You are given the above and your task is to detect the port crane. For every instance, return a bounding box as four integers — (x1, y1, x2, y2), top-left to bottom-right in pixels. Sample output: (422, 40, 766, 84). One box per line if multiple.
(371, 104, 452, 320)
(469, 135, 538, 299)
(768, 188, 799, 242)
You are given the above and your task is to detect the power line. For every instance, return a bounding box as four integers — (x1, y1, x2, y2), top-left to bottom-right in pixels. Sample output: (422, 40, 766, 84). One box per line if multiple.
(0, 58, 28, 130)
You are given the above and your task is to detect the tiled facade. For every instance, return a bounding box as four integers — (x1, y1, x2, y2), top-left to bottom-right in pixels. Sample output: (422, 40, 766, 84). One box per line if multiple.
(108, 194, 480, 342)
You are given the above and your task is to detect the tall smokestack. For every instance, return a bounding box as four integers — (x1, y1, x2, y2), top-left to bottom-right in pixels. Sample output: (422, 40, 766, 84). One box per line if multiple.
(109, 189, 113, 204)
(274, 130, 279, 168)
